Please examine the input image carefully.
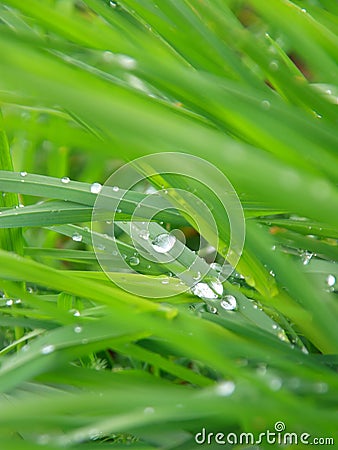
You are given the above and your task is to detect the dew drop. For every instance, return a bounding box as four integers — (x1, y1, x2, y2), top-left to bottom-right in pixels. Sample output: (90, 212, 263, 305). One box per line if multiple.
(152, 233, 176, 253)
(139, 230, 150, 240)
(97, 243, 105, 251)
(74, 326, 82, 334)
(191, 283, 217, 299)
(129, 256, 140, 266)
(220, 295, 237, 311)
(326, 274, 335, 287)
(208, 305, 218, 314)
(110, 0, 117, 7)
(193, 271, 201, 281)
(72, 232, 83, 242)
(269, 377, 282, 391)
(301, 251, 313, 265)
(261, 100, 271, 110)
(41, 344, 55, 355)
(61, 176, 70, 184)
(116, 54, 137, 70)
(269, 60, 279, 71)
(6, 299, 13, 306)
(144, 406, 155, 414)
(313, 382, 328, 394)
(20, 171, 27, 177)
(272, 324, 278, 330)
(112, 186, 119, 192)
(216, 381, 235, 397)
(210, 262, 222, 273)
(90, 182, 102, 194)
(161, 278, 169, 285)
(210, 278, 223, 296)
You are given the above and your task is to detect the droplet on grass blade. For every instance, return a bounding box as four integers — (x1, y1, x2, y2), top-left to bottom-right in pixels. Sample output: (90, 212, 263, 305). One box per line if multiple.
(90, 182, 102, 194)
(152, 233, 176, 253)
(191, 283, 217, 300)
(326, 274, 335, 287)
(20, 171, 27, 177)
(129, 256, 140, 266)
(72, 233, 83, 242)
(216, 381, 235, 397)
(61, 176, 70, 184)
(220, 295, 237, 311)
(41, 344, 55, 355)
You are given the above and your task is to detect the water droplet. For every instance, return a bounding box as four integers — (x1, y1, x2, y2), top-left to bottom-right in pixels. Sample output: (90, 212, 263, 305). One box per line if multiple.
(301, 8, 307, 13)
(113, 186, 119, 192)
(210, 262, 222, 272)
(90, 182, 102, 194)
(269, 60, 279, 71)
(191, 283, 217, 299)
(41, 344, 55, 355)
(161, 278, 169, 285)
(110, 0, 117, 7)
(210, 278, 223, 296)
(272, 324, 278, 330)
(272, 245, 276, 251)
(144, 406, 155, 414)
(36, 434, 51, 445)
(20, 171, 27, 177)
(72, 232, 83, 242)
(97, 243, 105, 251)
(216, 381, 235, 396)
(208, 305, 218, 314)
(152, 233, 176, 253)
(269, 269, 275, 277)
(301, 251, 313, 265)
(193, 271, 201, 281)
(269, 377, 282, 391)
(313, 382, 328, 394)
(129, 256, 140, 266)
(220, 295, 237, 311)
(6, 299, 13, 306)
(117, 208, 122, 213)
(139, 230, 150, 240)
(326, 274, 335, 287)
(116, 54, 136, 70)
(61, 176, 70, 184)
(74, 326, 82, 333)
(261, 100, 271, 110)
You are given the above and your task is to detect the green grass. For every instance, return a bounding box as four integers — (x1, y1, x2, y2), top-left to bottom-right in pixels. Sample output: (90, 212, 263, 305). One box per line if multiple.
(0, 0, 337, 448)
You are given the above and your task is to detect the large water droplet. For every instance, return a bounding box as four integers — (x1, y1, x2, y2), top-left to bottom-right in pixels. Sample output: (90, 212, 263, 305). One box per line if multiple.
(61, 176, 70, 184)
(90, 182, 102, 194)
(6, 299, 13, 306)
(216, 381, 235, 397)
(220, 295, 237, 311)
(20, 171, 27, 177)
(210, 278, 223, 296)
(191, 283, 217, 299)
(152, 233, 176, 253)
(110, 0, 117, 7)
(41, 344, 55, 355)
(326, 274, 335, 287)
(72, 232, 83, 242)
(129, 256, 140, 266)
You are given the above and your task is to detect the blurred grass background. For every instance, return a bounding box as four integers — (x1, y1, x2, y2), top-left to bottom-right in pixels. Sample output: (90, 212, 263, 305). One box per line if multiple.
(0, 0, 337, 448)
